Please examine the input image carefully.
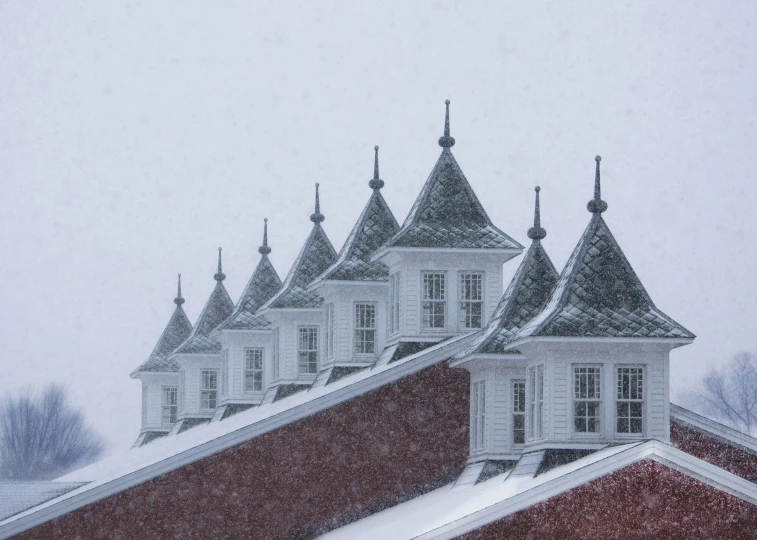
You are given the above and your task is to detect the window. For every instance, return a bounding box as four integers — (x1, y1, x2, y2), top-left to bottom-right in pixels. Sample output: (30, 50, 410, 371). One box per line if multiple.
(512, 380, 526, 445)
(221, 350, 228, 397)
(142, 385, 147, 427)
(422, 272, 446, 329)
(459, 272, 484, 329)
(200, 370, 218, 410)
(298, 326, 319, 374)
(245, 348, 264, 392)
(528, 365, 544, 439)
(471, 381, 486, 451)
(389, 273, 400, 334)
(325, 303, 335, 359)
(617, 367, 644, 434)
(574, 366, 602, 434)
(272, 328, 280, 380)
(354, 303, 376, 354)
(161, 386, 178, 425)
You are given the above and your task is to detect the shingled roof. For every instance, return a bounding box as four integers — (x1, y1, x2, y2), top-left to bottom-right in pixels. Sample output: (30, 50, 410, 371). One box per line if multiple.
(131, 275, 193, 374)
(173, 250, 235, 354)
(216, 220, 282, 331)
(262, 184, 337, 309)
(458, 188, 560, 358)
(511, 157, 695, 343)
(313, 147, 399, 284)
(377, 101, 522, 254)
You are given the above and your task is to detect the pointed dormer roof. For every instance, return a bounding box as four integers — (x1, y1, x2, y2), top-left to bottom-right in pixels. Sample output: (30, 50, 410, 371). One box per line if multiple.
(313, 147, 400, 284)
(173, 249, 235, 354)
(457, 187, 560, 358)
(131, 275, 193, 375)
(262, 184, 337, 309)
(511, 157, 695, 343)
(377, 101, 522, 253)
(216, 219, 283, 331)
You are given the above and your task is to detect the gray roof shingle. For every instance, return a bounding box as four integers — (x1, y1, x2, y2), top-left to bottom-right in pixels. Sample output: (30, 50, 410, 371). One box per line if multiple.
(217, 255, 281, 331)
(173, 281, 235, 354)
(132, 303, 192, 374)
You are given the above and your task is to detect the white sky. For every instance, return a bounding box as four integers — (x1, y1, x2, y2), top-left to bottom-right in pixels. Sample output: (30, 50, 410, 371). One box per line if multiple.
(1, 1, 756, 454)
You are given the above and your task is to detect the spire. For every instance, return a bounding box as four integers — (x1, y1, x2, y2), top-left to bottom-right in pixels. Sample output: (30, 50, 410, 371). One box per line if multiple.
(174, 273, 185, 305)
(527, 186, 547, 241)
(259, 218, 272, 256)
(587, 155, 608, 214)
(438, 99, 455, 148)
(214, 247, 226, 282)
(310, 183, 325, 224)
(369, 145, 384, 190)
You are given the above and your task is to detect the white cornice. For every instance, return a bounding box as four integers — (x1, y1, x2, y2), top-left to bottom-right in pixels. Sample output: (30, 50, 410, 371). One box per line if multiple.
(504, 335, 695, 351)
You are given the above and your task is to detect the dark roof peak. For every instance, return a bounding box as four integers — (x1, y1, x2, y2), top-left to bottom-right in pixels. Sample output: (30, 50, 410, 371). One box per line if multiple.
(369, 145, 384, 191)
(214, 247, 226, 282)
(587, 155, 608, 214)
(258, 218, 271, 256)
(527, 186, 547, 241)
(438, 99, 455, 148)
(310, 183, 325, 224)
(174, 273, 185, 305)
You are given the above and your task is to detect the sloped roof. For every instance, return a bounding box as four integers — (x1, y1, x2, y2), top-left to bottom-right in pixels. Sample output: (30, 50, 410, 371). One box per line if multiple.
(173, 280, 235, 354)
(380, 149, 522, 251)
(315, 189, 399, 283)
(131, 291, 192, 374)
(263, 223, 337, 309)
(459, 240, 559, 357)
(217, 256, 281, 331)
(512, 214, 695, 341)
(0, 482, 85, 521)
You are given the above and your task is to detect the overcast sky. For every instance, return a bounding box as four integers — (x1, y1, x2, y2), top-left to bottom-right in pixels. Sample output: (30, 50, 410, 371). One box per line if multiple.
(2, 1, 756, 454)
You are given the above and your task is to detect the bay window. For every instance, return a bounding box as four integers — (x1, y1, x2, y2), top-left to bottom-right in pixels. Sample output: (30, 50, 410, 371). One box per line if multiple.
(459, 272, 483, 329)
(617, 367, 644, 434)
(298, 326, 319, 374)
(422, 272, 446, 329)
(200, 369, 218, 410)
(354, 303, 376, 354)
(573, 366, 602, 434)
(245, 348, 264, 392)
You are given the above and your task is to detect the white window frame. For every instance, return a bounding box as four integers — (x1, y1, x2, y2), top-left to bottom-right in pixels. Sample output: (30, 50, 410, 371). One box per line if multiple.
(325, 303, 335, 359)
(422, 272, 446, 330)
(161, 386, 178, 426)
(244, 348, 264, 393)
(573, 365, 602, 435)
(354, 302, 377, 355)
(471, 380, 486, 452)
(458, 272, 484, 330)
(528, 365, 544, 440)
(298, 326, 319, 374)
(616, 366, 645, 435)
(141, 385, 147, 427)
(512, 379, 526, 446)
(200, 369, 219, 411)
(221, 349, 228, 398)
(272, 328, 280, 380)
(389, 273, 400, 335)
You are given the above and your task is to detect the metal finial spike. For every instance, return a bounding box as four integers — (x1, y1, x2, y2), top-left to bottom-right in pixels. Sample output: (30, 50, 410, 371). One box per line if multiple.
(310, 182, 325, 223)
(214, 247, 226, 281)
(369, 145, 385, 190)
(174, 273, 185, 306)
(527, 186, 547, 241)
(438, 99, 456, 148)
(587, 155, 608, 214)
(259, 218, 272, 256)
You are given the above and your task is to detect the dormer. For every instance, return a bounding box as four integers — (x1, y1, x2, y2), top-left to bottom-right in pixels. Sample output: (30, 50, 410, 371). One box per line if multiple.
(309, 147, 400, 371)
(258, 184, 337, 399)
(213, 219, 282, 419)
(451, 187, 559, 462)
(504, 157, 695, 451)
(130, 275, 192, 447)
(372, 101, 522, 345)
(170, 249, 234, 432)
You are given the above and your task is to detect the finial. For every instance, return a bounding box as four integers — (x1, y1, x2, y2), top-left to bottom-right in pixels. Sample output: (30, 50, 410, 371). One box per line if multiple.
(527, 186, 547, 241)
(214, 247, 226, 281)
(586, 155, 608, 214)
(438, 99, 456, 148)
(259, 218, 271, 256)
(369, 145, 385, 190)
(310, 182, 325, 223)
(174, 273, 185, 305)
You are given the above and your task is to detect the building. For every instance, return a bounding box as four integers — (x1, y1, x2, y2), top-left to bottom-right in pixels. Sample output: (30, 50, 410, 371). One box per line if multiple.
(2, 102, 757, 539)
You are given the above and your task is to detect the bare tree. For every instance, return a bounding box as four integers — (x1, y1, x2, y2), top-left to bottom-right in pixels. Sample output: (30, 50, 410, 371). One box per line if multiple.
(693, 352, 757, 435)
(0, 384, 105, 480)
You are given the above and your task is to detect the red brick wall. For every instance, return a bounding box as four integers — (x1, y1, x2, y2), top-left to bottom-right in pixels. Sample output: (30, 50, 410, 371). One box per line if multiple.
(458, 460, 757, 540)
(670, 420, 757, 483)
(18, 363, 470, 539)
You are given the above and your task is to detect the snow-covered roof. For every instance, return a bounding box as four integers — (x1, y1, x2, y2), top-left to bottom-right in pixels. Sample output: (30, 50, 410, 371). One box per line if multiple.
(172, 278, 234, 354)
(321, 440, 757, 540)
(216, 255, 281, 332)
(0, 334, 475, 538)
(0, 482, 84, 521)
